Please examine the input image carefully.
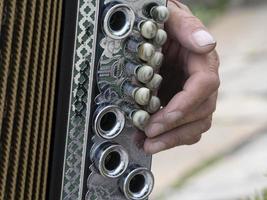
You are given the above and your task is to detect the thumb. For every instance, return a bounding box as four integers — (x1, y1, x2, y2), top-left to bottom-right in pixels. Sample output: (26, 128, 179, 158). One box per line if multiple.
(166, 1, 216, 54)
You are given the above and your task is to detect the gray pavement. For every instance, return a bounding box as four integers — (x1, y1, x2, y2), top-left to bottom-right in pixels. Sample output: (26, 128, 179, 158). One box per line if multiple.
(167, 132, 267, 200)
(151, 2, 267, 199)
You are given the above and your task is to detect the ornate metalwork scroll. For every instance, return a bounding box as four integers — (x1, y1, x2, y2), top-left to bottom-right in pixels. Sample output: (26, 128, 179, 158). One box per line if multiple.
(60, 0, 168, 199)
(61, 1, 100, 199)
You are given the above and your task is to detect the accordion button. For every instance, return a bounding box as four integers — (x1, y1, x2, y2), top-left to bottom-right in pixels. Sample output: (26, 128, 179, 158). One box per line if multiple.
(148, 52, 164, 69)
(134, 87, 151, 106)
(140, 20, 158, 39)
(136, 65, 154, 83)
(146, 96, 161, 114)
(153, 29, 168, 46)
(146, 74, 163, 91)
(138, 43, 155, 62)
(151, 6, 170, 23)
(132, 110, 151, 130)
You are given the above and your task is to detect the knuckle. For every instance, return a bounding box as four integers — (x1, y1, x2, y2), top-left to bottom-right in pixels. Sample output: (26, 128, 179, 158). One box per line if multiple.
(185, 135, 202, 145)
(199, 72, 220, 93)
(217, 77, 221, 89)
(202, 104, 216, 118)
(193, 135, 202, 143)
(197, 97, 217, 120)
(210, 103, 217, 114)
(207, 98, 217, 114)
(201, 117, 212, 132)
(208, 73, 220, 91)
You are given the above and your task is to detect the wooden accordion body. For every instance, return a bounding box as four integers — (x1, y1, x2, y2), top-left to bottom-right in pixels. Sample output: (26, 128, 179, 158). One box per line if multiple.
(0, 0, 168, 199)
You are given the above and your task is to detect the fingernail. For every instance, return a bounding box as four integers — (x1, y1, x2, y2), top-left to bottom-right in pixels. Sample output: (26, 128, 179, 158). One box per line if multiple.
(146, 141, 166, 154)
(165, 111, 183, 122)
(145, 123, 165, 137)
(192, 30, 216, 47)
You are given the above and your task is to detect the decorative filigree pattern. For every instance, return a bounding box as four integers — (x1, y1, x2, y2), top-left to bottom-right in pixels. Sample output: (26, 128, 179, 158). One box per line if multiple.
(61, 1, 99, 199)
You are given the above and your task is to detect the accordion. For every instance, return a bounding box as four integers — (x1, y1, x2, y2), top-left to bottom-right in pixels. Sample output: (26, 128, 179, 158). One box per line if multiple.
(0, 0, 169, 199)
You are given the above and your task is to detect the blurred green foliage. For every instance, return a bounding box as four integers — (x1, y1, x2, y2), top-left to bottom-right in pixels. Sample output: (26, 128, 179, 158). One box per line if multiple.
(187, 0, 229, 25)
(253, 188, 267, 200)
(241, 188, 267, 200)
(172, 155, 222, 189)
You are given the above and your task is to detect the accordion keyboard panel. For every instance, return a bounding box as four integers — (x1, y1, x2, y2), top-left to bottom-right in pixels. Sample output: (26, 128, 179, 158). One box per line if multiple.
(57, 0, 169, 199)
(0, 0, 62, 200)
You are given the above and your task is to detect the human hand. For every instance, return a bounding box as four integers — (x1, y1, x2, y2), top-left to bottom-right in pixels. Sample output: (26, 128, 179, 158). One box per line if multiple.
(144, 0, 220, 154)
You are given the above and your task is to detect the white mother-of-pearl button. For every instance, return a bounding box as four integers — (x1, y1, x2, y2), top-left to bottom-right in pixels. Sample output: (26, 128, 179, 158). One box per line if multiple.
(134, 87, 151, 106)
(132, 110, 151, 130)
(151, 6, 170, 23)
(138, 43, 155, 61)
(146, 74, 163, 90)
(146, 96, 161, 114)
(153, 29, 168, 46)
(136, 65, 154, 83)
(140, 20, 158, 39)
(148, 52, 164, 69)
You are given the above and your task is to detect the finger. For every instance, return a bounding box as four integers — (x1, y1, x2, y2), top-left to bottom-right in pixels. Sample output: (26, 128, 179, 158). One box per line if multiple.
(146, 92, 217, 138)
(145, 51, 220, 137)
(163, 38, 181, 62)
(144, 116, 212, 154)
(166, 1, 216, 54)
(159, 39, 186, 105)
(169, 0, 192, 13)
(177, 92, 218, 125)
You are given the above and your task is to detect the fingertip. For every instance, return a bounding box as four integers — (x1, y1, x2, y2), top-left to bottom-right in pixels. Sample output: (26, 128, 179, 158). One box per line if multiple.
(144, 139, 166, 154)
(166, 1, 217, 54)
(145, 109, 184, 138)
(145, 123, 165, 138)
(191, 29, 217, 53)
(143, 140, 153, 154)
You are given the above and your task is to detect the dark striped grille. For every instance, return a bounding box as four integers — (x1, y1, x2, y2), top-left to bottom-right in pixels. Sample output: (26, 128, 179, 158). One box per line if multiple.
(0, 0, 62, 199)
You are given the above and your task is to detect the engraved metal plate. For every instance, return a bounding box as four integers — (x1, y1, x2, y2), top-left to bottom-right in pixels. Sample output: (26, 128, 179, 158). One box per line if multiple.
(58, 0, 168, 199)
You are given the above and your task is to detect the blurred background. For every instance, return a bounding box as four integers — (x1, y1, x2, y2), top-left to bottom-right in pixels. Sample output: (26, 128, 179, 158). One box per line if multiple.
(151, 0, 267, 199)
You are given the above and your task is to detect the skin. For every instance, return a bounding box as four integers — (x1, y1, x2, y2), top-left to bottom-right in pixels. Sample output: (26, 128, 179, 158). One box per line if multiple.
(143, 1, 220, 154)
